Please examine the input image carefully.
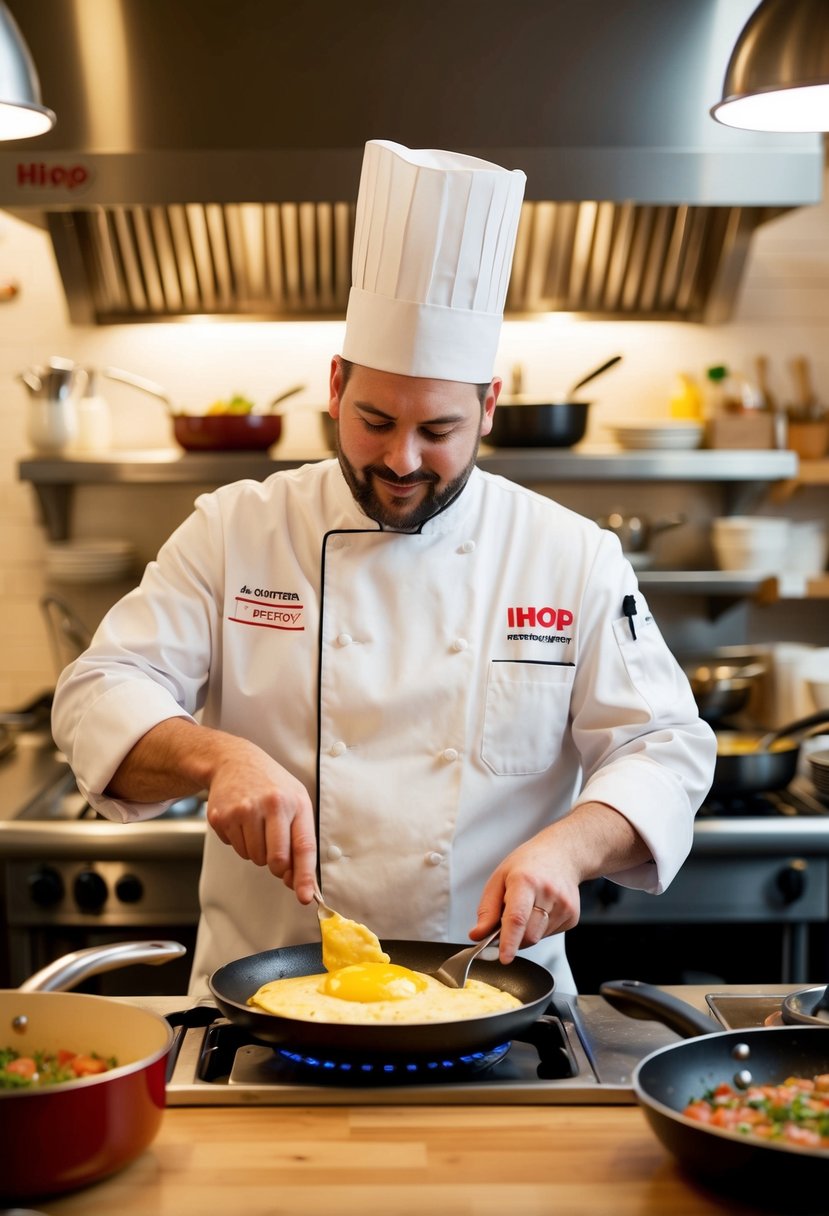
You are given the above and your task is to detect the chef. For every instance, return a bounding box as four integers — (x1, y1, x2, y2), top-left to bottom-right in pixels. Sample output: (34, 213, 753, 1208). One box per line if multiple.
(52, 139, 716, 996)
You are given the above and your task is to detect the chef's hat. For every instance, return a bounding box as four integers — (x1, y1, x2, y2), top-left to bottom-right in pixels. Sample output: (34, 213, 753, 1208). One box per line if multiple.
(342, 139, 526, 384)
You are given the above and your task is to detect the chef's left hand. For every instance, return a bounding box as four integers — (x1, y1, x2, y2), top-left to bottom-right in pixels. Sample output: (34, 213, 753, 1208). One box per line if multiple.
(470, 801, 651, 964)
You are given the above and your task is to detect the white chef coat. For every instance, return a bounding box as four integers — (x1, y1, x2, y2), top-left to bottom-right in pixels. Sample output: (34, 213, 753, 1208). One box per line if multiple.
(52, 460, 716, 996)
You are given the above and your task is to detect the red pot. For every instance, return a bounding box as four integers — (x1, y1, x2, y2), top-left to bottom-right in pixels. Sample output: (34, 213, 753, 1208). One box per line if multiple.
(0, 941, 181, 1202)
(172, 413, 282, 451)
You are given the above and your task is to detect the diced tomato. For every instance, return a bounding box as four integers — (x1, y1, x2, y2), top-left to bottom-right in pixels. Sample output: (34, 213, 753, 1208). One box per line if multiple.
(56, 1049, 77, 1066)
(684, 1101, 713, 1124)
(5, 1056, 37, 1079)
(70, 1054, 108, 1076)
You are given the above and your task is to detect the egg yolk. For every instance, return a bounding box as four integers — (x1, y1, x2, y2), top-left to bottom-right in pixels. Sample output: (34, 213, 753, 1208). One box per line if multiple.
(320, 962, 429, 1003)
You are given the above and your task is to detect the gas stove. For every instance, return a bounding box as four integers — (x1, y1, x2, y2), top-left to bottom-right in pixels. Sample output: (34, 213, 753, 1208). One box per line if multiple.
(154, 993, 683, 1106)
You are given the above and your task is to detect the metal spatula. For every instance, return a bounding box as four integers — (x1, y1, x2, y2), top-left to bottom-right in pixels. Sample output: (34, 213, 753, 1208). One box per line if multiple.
(433, 930, 501, 989)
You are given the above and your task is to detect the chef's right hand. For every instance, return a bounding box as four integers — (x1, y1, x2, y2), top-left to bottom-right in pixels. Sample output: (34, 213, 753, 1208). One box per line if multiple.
(204, 735, 318, 902)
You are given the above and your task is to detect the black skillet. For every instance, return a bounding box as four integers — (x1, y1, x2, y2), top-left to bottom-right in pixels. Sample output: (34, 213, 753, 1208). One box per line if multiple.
(600, 979, 829, 1204)
(209, 939, 554, 1058)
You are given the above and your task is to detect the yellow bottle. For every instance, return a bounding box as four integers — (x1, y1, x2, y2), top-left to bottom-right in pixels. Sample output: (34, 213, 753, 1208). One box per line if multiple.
(669, 373, 704, 420)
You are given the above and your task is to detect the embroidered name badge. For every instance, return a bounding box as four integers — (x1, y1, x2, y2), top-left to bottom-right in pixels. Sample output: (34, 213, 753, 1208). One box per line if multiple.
(229, 585, 305, 631)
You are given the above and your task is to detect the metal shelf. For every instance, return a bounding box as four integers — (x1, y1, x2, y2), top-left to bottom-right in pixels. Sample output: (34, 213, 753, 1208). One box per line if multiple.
(17, 446, 800, 541)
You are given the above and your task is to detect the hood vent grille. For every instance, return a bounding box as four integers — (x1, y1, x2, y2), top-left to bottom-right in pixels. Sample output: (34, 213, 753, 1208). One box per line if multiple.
(47, 199, 785, 326)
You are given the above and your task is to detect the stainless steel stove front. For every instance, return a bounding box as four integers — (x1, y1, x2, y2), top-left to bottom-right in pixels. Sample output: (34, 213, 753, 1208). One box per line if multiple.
(162, 994, 683, 1106)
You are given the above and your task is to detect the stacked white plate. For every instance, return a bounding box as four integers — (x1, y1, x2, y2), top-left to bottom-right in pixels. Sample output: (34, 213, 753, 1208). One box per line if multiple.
(808, 750, 829, 799)
(609, 421, 704, 451)
(45, 539, 136, 583)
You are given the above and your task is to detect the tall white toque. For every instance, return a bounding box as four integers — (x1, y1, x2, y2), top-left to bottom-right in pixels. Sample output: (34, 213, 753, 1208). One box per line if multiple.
(342, 139, 526, 384)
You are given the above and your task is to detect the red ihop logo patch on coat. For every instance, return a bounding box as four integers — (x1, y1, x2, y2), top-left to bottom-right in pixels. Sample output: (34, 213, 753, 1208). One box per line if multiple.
(506, 604, 574, 645)
(229, 586, 305, 631)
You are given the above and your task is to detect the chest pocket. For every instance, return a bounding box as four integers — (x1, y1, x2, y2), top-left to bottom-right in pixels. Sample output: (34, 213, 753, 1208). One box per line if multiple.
(482, 661, 576, 776)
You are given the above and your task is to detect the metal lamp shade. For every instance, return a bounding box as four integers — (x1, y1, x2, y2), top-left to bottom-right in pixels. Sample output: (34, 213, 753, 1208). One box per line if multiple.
(712, 0, 829, 131)
(0, 1, 55, 139)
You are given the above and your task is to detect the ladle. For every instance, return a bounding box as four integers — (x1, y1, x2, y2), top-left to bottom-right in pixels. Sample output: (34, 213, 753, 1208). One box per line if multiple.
(566, 354, 622, 401)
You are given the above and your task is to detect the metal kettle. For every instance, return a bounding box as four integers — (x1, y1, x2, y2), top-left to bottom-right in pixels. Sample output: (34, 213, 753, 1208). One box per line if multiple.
(18, 357, 89, 454)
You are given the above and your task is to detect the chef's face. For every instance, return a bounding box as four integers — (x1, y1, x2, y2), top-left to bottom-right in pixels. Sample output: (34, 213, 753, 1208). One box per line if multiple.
(329, 357, 499, 529)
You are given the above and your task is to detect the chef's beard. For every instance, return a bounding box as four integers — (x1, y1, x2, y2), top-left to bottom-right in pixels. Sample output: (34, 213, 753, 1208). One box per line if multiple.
(336, 433, 480, 530)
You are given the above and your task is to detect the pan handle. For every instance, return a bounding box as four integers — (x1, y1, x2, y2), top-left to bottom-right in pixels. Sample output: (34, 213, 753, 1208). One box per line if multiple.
(600, 979, 717, 1039)
(19, 940, 187, 993)
(102, 366, 176, 416)
(756, 708, 829, 750)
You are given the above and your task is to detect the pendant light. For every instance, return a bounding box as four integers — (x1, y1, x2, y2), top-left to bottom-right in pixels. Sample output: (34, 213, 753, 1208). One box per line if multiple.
(712, 0, 829, 132)
(0, 1, 55, 140)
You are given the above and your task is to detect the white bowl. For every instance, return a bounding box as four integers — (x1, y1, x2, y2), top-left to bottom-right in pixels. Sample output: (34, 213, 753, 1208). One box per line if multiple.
(712, 537, 789, 573)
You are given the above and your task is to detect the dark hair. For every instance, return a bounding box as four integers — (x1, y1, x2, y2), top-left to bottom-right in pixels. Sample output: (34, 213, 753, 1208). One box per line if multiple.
(338, 357, 490, 407)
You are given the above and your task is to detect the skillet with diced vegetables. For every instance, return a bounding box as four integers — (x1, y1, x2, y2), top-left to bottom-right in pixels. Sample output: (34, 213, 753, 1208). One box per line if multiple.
(0, 1045, 117, 1088)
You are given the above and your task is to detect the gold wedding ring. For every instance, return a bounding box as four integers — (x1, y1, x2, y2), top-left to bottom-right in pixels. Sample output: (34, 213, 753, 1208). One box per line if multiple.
(532, 905, 549, 918)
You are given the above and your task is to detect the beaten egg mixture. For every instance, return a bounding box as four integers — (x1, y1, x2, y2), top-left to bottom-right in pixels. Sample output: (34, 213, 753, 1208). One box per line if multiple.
(248, 909, 520, 1025)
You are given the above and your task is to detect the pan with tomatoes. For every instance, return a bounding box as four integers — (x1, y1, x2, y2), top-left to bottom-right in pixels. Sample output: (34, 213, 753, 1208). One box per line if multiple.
(600, 979, 829, 1206)
(0, 942, 182, 1202)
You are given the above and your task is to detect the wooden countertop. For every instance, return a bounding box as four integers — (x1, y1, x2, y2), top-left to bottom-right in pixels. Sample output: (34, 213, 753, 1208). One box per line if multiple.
(35, 1104, 750, 1216)
(35, 985, 797, 1216)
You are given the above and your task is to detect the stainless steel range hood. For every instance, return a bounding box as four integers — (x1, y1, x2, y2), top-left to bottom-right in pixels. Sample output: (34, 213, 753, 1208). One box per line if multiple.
(0, 0, 823, 325)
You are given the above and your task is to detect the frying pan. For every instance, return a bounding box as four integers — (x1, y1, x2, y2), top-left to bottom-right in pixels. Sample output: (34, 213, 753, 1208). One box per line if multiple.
(485, 355, 622, 449)
(600, 979, 829, 1202)
(712, 707, 829, 797)
(102, 366, 305, 451)
(209, 939, 554, 1057)
(0, 940, 183, 1202)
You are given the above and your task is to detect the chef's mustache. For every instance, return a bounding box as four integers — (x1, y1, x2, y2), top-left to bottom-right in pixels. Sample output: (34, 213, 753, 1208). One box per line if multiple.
(366, 466, 439, 487)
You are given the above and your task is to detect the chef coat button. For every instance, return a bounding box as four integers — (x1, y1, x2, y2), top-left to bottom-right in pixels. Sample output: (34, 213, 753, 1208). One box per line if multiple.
(451, 637, 468, 652)
(327, 845, 342, 861)
(441, 747, 459, 763)
(426, 852, 444, 866)
(460, 540, 476, 553)
(329, 740, 347, 757)
(336, 633, 353, 647)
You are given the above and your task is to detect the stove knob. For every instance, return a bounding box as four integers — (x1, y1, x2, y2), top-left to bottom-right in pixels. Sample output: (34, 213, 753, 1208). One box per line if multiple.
(73, 869, 108, 911)
(115, 873, 144, 904)
(775, 859, 807, 905)
(28, 866, 65, 908)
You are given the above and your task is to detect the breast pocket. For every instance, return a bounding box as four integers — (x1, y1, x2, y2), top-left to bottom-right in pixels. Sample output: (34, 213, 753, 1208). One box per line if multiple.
(481, 661, 576, 776)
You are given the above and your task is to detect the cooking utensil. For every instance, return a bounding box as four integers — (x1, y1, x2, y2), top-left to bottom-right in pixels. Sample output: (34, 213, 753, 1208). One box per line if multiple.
(209, 939, 554, 1057)
(711, 708, 829, 798)
(594, 511, 685, 554)
(487, 401, 590, 448)
(101, 367, 305, 451)
(565, 354, 623, 401)
(600, 978, 829, 1201)
(434, 930, 500, 989)
(17, 357, 89, 454)
(0, 941, 184, 1203)
(685, 660, 766, 724)
(486, 356, 621, 450)
(781, 984, 829, 1027)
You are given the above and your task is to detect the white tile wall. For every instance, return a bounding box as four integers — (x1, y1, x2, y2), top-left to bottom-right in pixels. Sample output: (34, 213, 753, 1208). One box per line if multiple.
(2, 161, 829, 708)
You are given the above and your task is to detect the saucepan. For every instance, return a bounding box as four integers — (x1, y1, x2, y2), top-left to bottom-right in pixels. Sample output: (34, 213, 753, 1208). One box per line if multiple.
(711, 708, 829, 797)
(684, 659, 767, 724)
(209, 938, 554, 1058)
(600, 979, 829, 1205)
(486, 355, 622, 449)
(0, 940, 184, 1202)
(102, 366, 306, 451)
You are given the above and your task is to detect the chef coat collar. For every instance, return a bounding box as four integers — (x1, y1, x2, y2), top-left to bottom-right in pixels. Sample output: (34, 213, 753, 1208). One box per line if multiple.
(328, 456, 483, 538)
